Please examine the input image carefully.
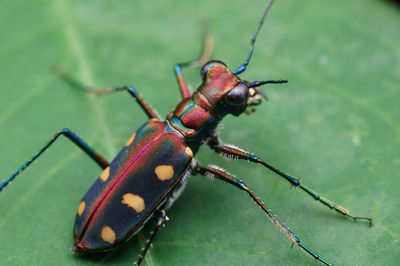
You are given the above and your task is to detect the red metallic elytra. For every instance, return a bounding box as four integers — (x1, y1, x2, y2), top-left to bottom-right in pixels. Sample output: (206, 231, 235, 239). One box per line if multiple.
(72, 119, 193, 252)
(1, 1, 371, 265)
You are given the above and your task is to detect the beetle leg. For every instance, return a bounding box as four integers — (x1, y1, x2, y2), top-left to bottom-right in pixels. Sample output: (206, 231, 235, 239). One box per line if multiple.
(0, 128, 109, 192)
(194, 164, 332, 266)
(54, 65, 160, 120)
(208, 140, 372, 225)
(135, 210, 169, 266)
(174, 23, 214, 99)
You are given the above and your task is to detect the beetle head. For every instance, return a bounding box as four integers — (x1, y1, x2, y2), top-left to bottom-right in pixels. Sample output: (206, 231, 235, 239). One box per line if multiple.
(198, 60, 285, 117)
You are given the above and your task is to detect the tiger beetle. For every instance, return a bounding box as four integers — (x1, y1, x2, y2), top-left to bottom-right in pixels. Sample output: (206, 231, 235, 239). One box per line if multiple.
(1, 0, 372, 265)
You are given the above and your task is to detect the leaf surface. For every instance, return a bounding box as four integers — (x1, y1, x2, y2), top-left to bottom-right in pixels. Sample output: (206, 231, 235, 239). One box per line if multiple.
(0, 0, 399, 265)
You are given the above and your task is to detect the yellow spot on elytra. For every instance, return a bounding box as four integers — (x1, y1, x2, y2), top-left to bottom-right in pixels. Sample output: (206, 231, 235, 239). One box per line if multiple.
(124, 133, 136, 147)
(101, 226, 116, 244)
(122, 193, 145, 213)
(185, 147, 193, 157)
(155, 165, 174, 181)
(150, 118, 159, 122)
(77, 201, 85, 216)
(99, 167, 110, 182)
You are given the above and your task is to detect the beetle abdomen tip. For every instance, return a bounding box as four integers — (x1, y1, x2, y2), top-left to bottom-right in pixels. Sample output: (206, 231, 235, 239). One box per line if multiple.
(71, 243, 86, 254)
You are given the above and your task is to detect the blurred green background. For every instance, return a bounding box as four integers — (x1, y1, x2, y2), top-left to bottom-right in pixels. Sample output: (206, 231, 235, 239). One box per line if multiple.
(0, 0, 399, 265)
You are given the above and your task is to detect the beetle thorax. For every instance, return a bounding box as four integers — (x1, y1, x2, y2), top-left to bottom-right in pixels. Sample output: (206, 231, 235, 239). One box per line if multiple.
(166, 93, 220, 141)
(167, 64, 251, 141)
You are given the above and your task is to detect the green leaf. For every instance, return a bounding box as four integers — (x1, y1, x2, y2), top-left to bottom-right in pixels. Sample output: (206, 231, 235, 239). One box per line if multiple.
(0, 0, 399, 265)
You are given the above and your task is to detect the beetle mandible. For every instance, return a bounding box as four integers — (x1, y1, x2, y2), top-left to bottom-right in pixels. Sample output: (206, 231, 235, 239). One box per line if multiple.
(1, 0, 372, 265)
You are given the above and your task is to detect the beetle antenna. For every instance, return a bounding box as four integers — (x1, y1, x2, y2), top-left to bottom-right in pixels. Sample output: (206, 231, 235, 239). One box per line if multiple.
(234, 0, 275, 75)
(248, 79, 288, 88)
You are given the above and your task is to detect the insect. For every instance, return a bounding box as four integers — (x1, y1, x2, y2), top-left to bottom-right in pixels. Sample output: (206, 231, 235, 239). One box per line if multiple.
(1, 0, 372, 265)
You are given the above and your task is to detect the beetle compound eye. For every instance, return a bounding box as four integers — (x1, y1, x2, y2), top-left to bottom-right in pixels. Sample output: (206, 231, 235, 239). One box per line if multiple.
(201, 60, 226, 79)
(224, 83, 249, 106)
